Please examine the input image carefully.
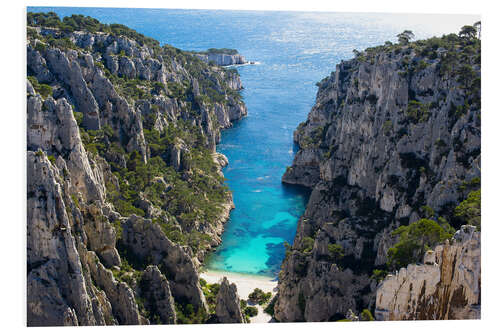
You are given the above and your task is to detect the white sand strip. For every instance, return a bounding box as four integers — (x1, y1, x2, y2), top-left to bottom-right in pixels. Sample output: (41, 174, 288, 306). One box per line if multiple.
(200, 270, 278, 323)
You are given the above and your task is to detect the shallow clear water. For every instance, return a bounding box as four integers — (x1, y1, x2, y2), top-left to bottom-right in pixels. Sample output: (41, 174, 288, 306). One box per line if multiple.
(30, 6, 477, 277)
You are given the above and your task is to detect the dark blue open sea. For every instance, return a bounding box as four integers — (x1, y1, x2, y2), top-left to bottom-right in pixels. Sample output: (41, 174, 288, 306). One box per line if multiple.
(29, 6, 475, 277)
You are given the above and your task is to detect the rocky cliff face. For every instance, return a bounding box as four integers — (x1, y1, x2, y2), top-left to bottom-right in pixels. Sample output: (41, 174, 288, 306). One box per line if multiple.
(27, 13, 247, 326)
(275, 33, 480, 321)
(375, 225, 480, 320)
(215, 277, 244, 323)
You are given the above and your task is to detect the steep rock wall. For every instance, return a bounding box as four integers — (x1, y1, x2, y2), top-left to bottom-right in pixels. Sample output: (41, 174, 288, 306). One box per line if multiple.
(27, 18, 247, 326)
(275, 35, 480, 322)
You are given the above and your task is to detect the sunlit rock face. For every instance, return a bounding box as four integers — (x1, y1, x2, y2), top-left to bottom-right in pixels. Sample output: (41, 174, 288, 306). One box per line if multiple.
(375, 225, 480, 320)
(27, 19, 246, 326)
(276, 37, 480, 322)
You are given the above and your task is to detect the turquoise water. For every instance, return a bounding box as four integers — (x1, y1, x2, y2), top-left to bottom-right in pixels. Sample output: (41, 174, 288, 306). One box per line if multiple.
(29, 7, 477, 277)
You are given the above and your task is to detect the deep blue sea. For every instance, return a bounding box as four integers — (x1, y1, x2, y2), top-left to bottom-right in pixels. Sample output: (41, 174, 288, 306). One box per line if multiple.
(29, 6, 476, 277)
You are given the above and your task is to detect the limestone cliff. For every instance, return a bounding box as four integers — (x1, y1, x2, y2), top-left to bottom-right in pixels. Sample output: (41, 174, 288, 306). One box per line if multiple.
(375, 225, 480, 320)
(275, 31, 480, 321)
(215, 277, 245, 323)
(27, 12, 246, 326)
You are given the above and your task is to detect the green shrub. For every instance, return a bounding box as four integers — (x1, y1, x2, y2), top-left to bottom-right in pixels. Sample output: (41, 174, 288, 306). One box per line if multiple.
(202, 48, 238, 55)
(109, 23, 159, 47)
(200, 281, 220, 314)
(283, 241, 292, 259)
(327, 243, 344, 262)
(302, 236, 314, 253)
(27, 27, 39, 39)
(34, 42, 47, 53)
(239, 299, 251, 322)
(37, 84, 52, 99)
(454, 189, 481, 229)
(152, 81, 165, 95)
(70, 194, 80, 209)
(28, 76, 52, 99)
(175, 303, 207, 324)
(48, 37, 76, 50)
(244, 306, 258, 317)
(459, 177, 481, 192)
(27, 12, 61, 28)
(248, 288, 272, 305)
(406, 100, 430, 123)
(113, 198, 145, 217)
(387, 218, 454, 270)
(360, 309, 374, 321)
(264, 295, 277, 317)
(419, 205, 435, 219)
(167, 81, 187, 99)
(73, 111, 83, 126)
(371, 269, 388, 283)
(416, 60, 428, 71)
(47, 155, 56, 165)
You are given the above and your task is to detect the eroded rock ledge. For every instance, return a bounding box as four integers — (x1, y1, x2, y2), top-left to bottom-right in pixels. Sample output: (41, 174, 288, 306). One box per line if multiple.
(375, 225, 480, 320)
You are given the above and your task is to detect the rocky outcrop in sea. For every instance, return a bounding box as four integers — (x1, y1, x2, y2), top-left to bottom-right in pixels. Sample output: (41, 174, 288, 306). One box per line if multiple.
(195, 50, 247, 66)
(274, 32, 481, 322)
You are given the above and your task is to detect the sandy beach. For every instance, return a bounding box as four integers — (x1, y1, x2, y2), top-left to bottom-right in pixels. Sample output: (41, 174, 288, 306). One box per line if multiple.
(200, 270, 278, 323)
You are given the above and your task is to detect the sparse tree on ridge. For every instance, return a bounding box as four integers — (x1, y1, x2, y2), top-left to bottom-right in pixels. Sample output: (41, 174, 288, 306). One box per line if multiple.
(473, 21, 481, 39)
(459, 25, 478, 40)
(397, 30, 415, 45)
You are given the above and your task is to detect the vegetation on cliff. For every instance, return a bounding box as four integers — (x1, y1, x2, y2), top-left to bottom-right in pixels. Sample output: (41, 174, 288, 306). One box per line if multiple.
(28, 12, 160, 47)
(198, 48, 239, 55)
(387, 218, 454, 270)
(27, 11, 246, 326)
